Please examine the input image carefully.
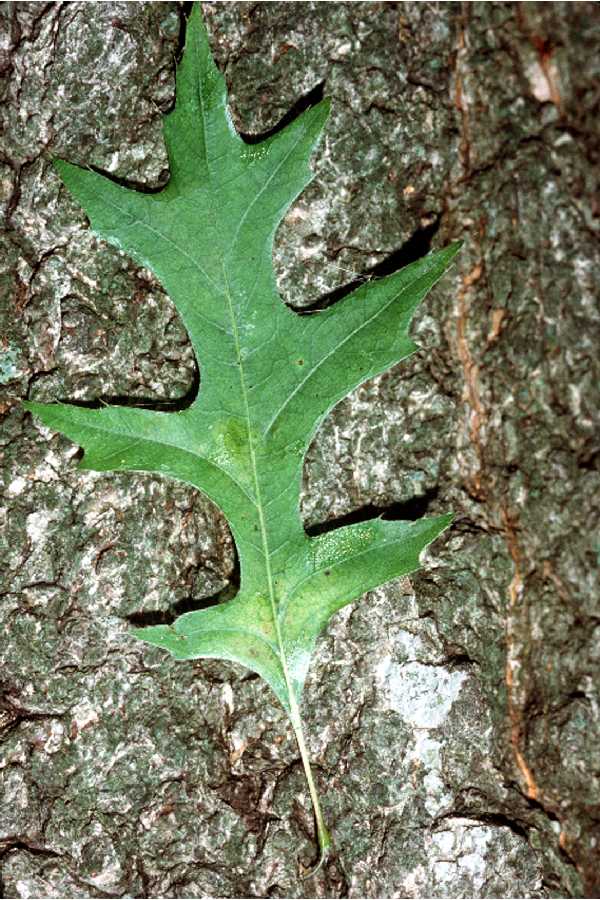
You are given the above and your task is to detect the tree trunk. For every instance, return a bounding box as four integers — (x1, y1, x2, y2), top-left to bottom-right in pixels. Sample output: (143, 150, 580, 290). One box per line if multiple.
(1, 2, 598, 897)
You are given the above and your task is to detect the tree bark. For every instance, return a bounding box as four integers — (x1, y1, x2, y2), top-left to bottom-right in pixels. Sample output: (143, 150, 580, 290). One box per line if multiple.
(1, 2, 599, 897)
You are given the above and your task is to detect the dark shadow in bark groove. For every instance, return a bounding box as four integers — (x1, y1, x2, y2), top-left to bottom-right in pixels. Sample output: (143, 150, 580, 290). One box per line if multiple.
(126, 548, 240, 627)
(37, 361, 200, 414)
(298, 214, 442, 314)
(239, 81, 326, 145)
(306, 486, 440, 537)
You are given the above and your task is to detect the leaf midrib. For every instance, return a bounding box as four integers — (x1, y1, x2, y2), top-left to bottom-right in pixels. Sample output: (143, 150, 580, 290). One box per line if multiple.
(221, 264, 295, 710)
(194, 76, 321, 707)
(194, 60, 289, 689)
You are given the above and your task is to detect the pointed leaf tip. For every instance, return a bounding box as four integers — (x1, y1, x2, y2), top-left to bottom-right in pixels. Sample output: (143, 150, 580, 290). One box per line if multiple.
(185, 1, 210, 53)
(52, 158, 79, 187)
(442, 240, 463, 266)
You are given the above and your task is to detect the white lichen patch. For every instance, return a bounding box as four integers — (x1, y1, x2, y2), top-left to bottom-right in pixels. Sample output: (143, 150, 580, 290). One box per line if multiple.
(377, 658, 466, 729)
(0, 346, 20, 384)
(0, 769, 31, 837)
(376, 654, 467, 816)
(39, 720, 65, 755)
(221, 682, 234, 716)
(414, 732, 453, 816)
(7, 476, 27, 496)
(25, 510, 52, 543)
(395, 816, 543, 898)
(79, 824, 124, 892)
(70, 699, 100, 734)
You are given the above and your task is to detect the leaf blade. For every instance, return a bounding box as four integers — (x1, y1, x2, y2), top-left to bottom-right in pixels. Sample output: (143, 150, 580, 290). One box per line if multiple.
(25, 2, 459, 862)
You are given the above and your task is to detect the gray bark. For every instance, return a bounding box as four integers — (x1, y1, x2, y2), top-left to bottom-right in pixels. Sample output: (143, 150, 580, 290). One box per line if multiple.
(1, 2, 599, 897)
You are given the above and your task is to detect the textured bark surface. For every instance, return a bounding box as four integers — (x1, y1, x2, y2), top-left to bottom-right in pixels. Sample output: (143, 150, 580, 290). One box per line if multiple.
(1, 2, 599, 897)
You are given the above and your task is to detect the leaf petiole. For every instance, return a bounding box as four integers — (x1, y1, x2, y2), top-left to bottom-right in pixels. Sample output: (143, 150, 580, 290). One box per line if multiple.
(289, 700, 333, 877)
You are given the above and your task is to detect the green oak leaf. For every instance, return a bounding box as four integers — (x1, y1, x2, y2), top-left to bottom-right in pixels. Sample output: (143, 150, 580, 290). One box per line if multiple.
(24, 4, 459, 872)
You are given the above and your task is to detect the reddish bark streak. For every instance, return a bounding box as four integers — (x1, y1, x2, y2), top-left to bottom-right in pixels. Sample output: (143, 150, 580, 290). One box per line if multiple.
(502, 505, 538, 801)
